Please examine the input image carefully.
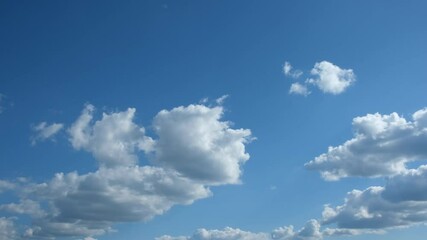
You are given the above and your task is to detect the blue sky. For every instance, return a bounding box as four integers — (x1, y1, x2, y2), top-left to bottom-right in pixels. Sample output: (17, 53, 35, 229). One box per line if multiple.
(1, 1, 427, 239)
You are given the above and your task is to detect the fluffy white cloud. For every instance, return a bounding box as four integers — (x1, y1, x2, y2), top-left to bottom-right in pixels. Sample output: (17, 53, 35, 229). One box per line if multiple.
(1, 102, 253, 239)
(68, 104, 155, 167)
(31, 122, 64, 145)
(272, 220, 322, 240)
(307, 61, 355, 95)
(283, 62, 303, 79)
(0, 217, 18, 240)
(157, 220, 324, 240)
(305, 108, 427, 180)
(153, 104, 252, 185)
(289, 82, 310, 96)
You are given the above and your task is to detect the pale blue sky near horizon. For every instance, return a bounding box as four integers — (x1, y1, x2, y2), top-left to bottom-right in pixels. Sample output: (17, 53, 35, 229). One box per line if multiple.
(1, 1, 427, 239)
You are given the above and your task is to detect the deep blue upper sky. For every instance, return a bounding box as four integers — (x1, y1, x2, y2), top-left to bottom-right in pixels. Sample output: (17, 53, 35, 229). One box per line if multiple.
(1, 1, 427, 240)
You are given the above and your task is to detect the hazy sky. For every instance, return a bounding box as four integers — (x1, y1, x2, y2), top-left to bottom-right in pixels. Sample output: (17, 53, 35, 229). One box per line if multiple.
(1, 1, 427, 240)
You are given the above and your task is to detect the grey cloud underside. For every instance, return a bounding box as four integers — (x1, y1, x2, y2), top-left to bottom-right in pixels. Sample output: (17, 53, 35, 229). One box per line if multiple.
(0, 103, 253, 239)
(322, 166, 427, 230)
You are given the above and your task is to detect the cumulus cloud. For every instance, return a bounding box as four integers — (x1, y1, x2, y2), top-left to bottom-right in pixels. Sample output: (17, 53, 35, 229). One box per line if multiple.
(31, 122, 64, 145)
(305, 108, 427, 180)
(286, 61, 355, 96)
(272, 219, 322, 240)
(157, 220, 324, 240)
(0, 102, 253, 239)
(289, 82, 310, 96)
(283, 62, 303, 79)
(153, 104, 252, 185)
(68, 104, 155, 167)
(307, 61, 355, 95)
(322, 170, 427, 231)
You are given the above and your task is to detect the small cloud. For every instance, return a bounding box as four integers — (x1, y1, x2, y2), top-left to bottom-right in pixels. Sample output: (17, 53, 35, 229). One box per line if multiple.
(307, 61, 355, 95)
(216, 95, 229, 105)
(289, 82, 310, 96)
(269, 185, 277, 191)
(286, 61, 356, 96)
(283, 61, 303, 79)
(31, 122, 64, 145)
(0, 93, 5, 114)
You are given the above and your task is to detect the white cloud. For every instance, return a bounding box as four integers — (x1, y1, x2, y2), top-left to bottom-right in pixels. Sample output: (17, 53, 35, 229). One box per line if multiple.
(0, 102, 253, 238)
(31, 122, 64, 145)
(216, 95, 229, 105)
(289, 82, 310, 96)
(307, 61, 355, 95)
(19, 166, 211, 238)
(272, 220, 322, 240)
(283, 62, 303, 79)
(68, 104, 155, 167)
(0, 217, 18, 240)
(153, 104, 252, 185)
(157, 227, 270, 240)
(0, 199, 45, 218)
(157, 220, 324, 240)
(305, 108, 427, 180)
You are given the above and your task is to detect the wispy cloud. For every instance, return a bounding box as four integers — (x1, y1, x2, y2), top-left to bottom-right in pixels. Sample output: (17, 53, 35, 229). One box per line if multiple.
(31, 122, 64, 145)
(283, 61, 303, 79)
(289, 82, 310, 96)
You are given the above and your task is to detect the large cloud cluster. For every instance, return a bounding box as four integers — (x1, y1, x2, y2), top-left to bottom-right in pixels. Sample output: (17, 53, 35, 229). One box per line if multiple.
(0, 102, 253, 239)
(305, 107, 427, 236)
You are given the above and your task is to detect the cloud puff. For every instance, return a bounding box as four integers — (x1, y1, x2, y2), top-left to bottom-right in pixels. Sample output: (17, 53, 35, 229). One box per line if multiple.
(305, 108, 427, 180)
(272, 219, 322, 240)
(31, 122, 64, 145)
(307, 61, 355, 95)
(286, 61, 355, 96)
(283, 62, 303, 79)
(157, 220, 324, 240)
(289, 82, 310, 96)
(1, 102, 253, 239)
(153, 104, 252, 185)
(68, 104, 155, 167)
